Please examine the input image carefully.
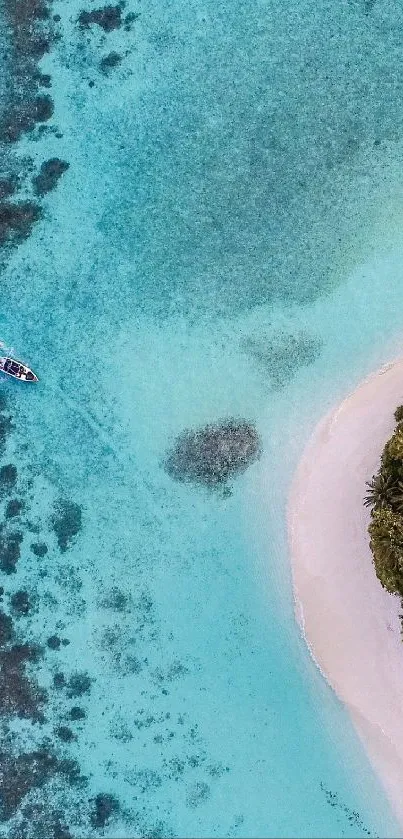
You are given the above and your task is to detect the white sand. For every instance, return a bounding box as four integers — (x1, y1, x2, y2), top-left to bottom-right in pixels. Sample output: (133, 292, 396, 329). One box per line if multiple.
(289, 358, 403, 829)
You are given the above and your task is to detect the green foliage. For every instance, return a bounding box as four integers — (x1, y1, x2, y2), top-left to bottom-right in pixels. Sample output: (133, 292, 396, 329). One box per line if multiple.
(366, 406, 403, 598)
(368, 508, 403, 595)
(382, 428, 403, 463)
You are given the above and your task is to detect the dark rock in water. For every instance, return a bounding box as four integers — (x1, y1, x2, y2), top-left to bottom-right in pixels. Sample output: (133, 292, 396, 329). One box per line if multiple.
(33, 93, 54, 121)
(78, 5, 122, 31)
(30, 541, 48, 558)
(10, 590, 30, 616)
(0, 202, 42, 245)
(124, 10, 140, 28)
(100, 51, 122, 73)
(55, 725, 75, 743)
(2, 95, 54, 143)
(0, 177, 18, 199)
(52, 499, 82, 552)
(47, 634, 61, 650)
(0, 0, 56, 145)
(164, 420, 261, 488)
(0, 609, 14, 645)
(0, 464, 17, 492)
(0, 643, 46, 720)
(5, 498, 23, 519)
(69, 706, 86, 721)
(66, 672, 92, 698)
(36, 71, 52, 88)
(0, 530, 23, 574)
(53, 672, 65, 690)
(90, 793, 120, 829)
(26, 34, 51, 58)
(0, 748, 80, 819)
(33, 158, 70, 197)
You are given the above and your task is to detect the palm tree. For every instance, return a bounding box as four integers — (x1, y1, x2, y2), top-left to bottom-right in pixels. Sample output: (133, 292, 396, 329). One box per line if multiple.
(364, 472, 400, 509)
(390, 480, 403, 513)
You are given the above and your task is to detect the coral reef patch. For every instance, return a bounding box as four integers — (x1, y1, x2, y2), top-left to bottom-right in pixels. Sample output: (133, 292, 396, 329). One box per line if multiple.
(0, 0, 57, 144)
(90, 793, 120, 829)
(33, 158, 70, 197)
(100, 51, 122, 73)
(0, 202, 42, 246)
(0, 749, 80, 820)
(164, 420, 261, 489)
(10, 590, 30, 616)
(78, 5, 123, 32)
(51, 500, 82, 553)
(0, 642, 46, 721)
(0, 528, 23, 574)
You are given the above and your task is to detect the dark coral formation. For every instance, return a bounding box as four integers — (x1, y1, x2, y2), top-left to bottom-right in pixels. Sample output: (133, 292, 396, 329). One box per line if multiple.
(46, 634, 61, 650)
(66, 672, 92, 698)
(0, 407, 92, 839)
(0, 202, 42, 245)
(100, 51, 122, 73)
(69, 706, 86, 721)
(0, 28, 97, 824)
(30, 541, 48, 557)
(1, 0, 56, 144)
(0, 177, 18, 199)
(5, 499, 23, 519)
(52, 499, 82, 552)
(10, 590, 30, 616)
(0, 463, 17, 492)
(78, 5, 123, 31)
(2, 89, 54, 144)
(33, 158, 70, 197)
(0, 643, 46, 721)
(90, 793, 120, 829)
(9, 803, 73, 839)
(0, 528, 23, 574)
(53, 672, 65, 690)
(55, 726, 75, 743)
(35, 70, 52, 87)
(0, 609, 14, 644)
(0, 0, 65, 274)
(164, 420, 261, 488)
(0, 749, 80, 820)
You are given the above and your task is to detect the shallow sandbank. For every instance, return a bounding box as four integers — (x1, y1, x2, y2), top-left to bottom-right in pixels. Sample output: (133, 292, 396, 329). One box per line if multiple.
(289, 358, 403, 829)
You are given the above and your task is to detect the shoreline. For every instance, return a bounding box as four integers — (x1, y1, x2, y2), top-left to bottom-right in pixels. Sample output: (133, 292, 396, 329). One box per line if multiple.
(289, 357, 403, 830)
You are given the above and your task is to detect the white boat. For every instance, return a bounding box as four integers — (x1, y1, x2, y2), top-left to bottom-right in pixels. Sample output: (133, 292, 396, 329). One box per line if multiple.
(0, 356, 38, 382)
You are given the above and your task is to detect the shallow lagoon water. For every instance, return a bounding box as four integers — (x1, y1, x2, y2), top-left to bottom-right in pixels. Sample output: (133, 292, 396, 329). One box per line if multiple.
(1, 0, 403, 835)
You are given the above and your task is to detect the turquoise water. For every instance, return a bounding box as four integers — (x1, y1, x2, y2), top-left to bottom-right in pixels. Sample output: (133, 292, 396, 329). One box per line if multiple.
(2, 0, 403, 835)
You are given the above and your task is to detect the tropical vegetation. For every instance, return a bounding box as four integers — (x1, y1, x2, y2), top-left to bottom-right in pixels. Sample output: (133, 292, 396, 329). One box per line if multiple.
(365, 405, 403, 596)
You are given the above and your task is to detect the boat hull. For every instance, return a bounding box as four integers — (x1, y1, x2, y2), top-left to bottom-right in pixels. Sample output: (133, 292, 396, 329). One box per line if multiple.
(0, 357, 38, 382)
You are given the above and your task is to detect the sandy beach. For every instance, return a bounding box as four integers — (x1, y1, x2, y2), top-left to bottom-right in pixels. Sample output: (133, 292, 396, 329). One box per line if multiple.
(289, 358, 403, 830)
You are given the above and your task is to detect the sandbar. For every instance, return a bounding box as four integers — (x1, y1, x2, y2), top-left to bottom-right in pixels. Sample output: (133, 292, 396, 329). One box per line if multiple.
(289, 358, 403, 829)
